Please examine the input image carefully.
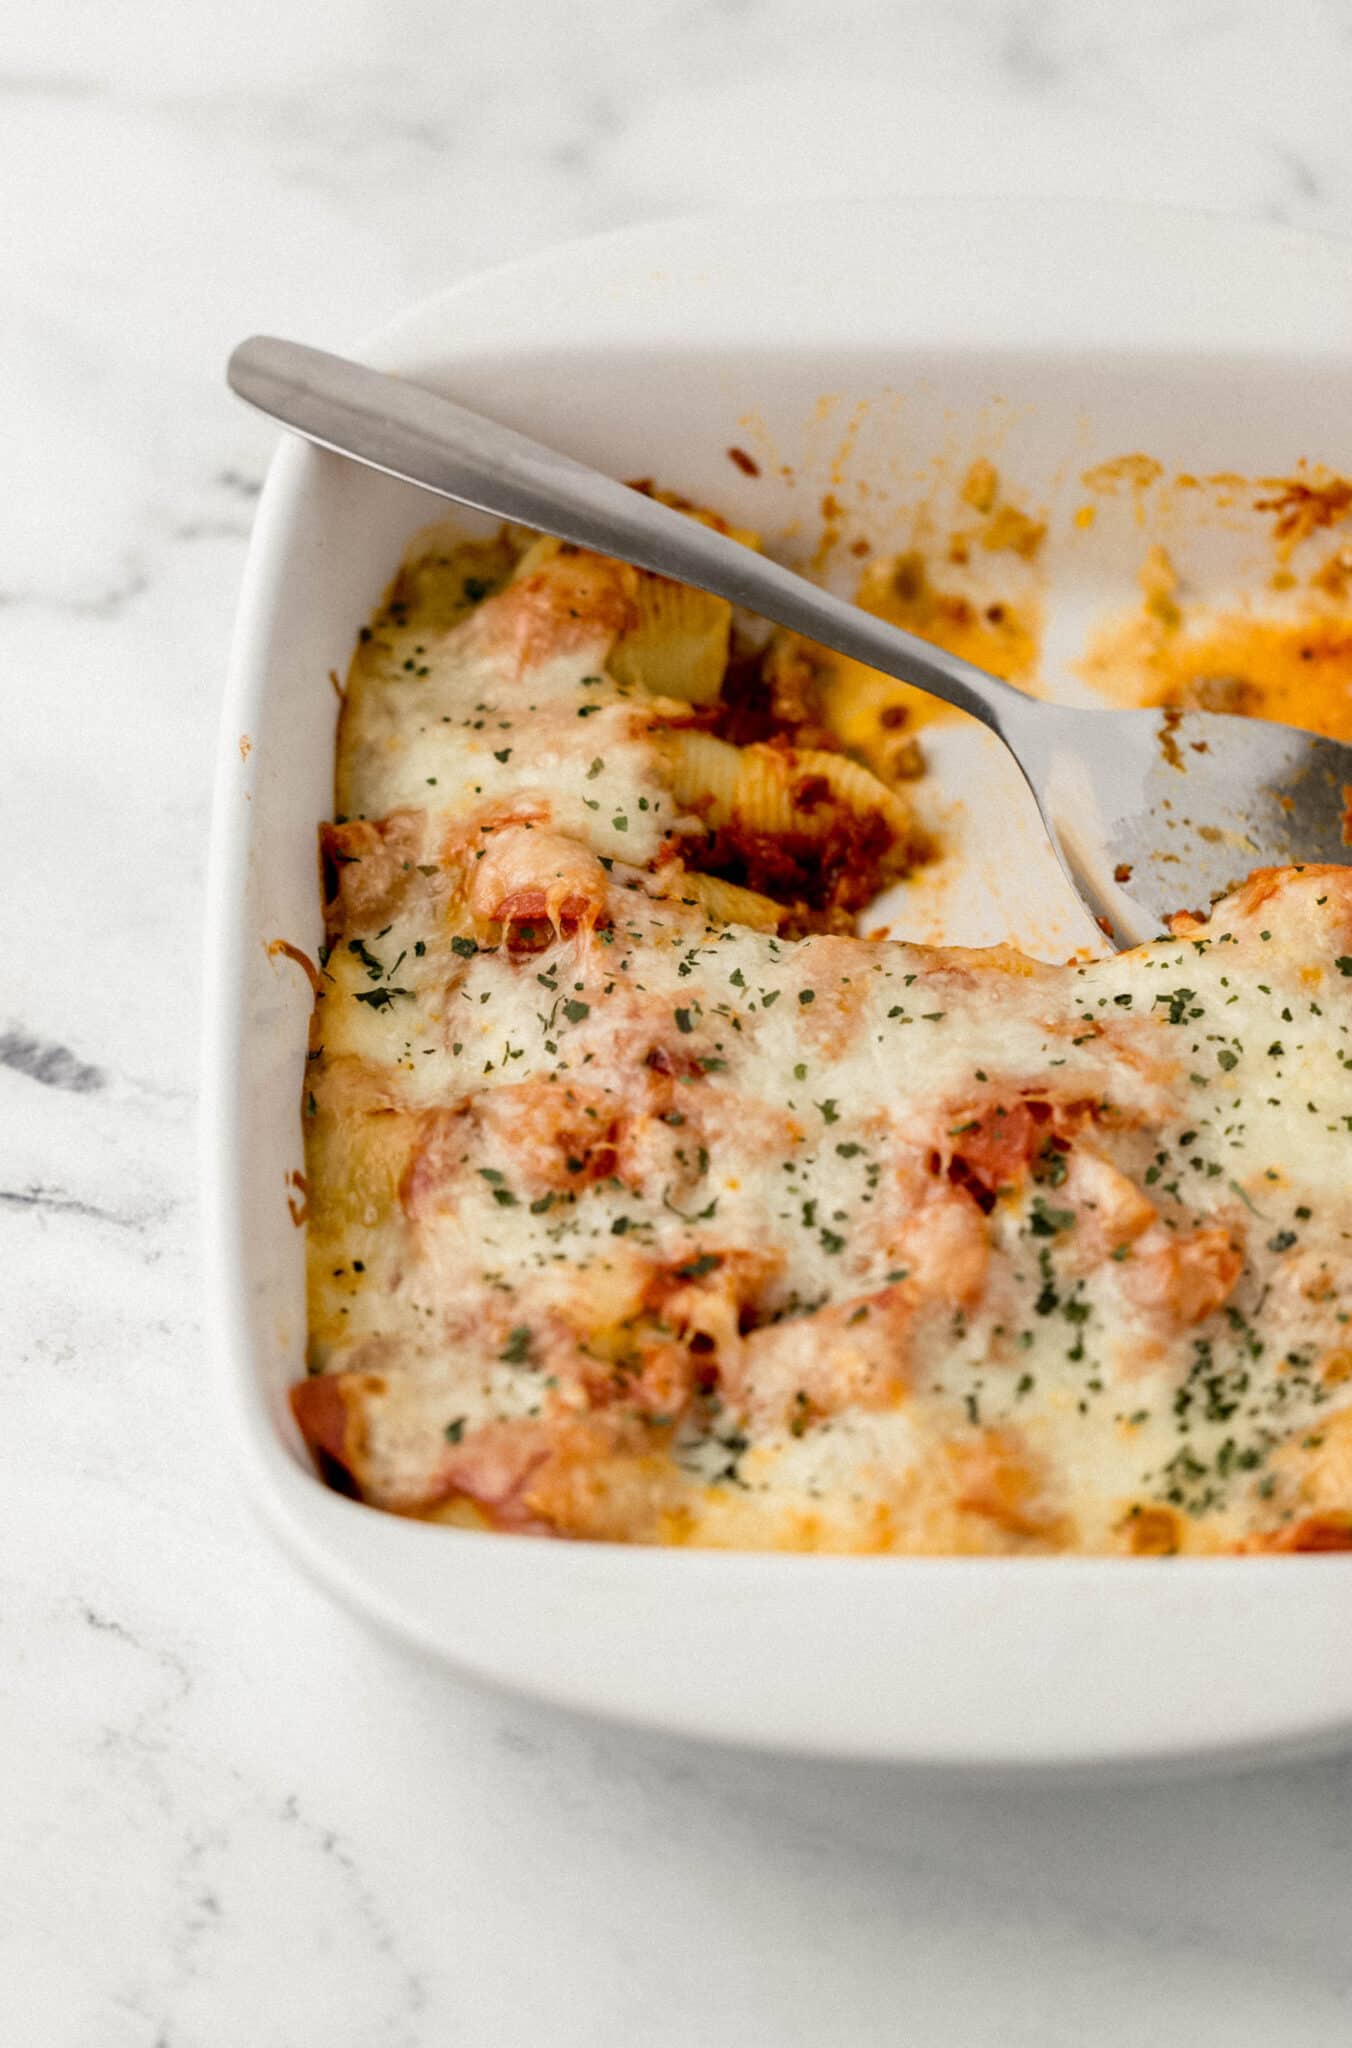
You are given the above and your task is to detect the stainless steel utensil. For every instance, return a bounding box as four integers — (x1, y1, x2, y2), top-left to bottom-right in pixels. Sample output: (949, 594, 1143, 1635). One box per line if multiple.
(228, 335, 1352, 948)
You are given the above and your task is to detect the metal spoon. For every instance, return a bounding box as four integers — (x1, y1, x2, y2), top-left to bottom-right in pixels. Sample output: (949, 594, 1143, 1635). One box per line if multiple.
(228, 335, 1352, 949)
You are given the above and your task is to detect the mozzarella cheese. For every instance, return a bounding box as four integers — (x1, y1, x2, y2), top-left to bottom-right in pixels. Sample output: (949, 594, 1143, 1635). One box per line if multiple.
(293, 523, 1352, 1554)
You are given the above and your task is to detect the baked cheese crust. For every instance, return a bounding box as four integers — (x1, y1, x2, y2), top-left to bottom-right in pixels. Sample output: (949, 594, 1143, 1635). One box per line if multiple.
(293, 522, 1352, 1554)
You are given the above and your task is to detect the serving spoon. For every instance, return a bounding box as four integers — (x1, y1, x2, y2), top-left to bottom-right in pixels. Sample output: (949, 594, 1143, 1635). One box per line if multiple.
(228, 335, 1352, 949)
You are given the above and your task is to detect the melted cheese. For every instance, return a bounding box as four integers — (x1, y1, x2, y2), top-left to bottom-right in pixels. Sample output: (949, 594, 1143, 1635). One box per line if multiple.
(296, 527, 1352, 1556)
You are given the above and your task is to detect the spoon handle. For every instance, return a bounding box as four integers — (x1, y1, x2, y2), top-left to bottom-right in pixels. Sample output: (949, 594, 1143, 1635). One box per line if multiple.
(228, 335, 1033, 744)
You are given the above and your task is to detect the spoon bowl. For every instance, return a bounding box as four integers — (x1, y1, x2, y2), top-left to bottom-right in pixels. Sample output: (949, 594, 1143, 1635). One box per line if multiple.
(1003, 694, 1352, 943)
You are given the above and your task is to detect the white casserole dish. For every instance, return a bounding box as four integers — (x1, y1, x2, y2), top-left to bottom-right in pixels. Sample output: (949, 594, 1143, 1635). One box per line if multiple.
(204, 198, 1352, 1772)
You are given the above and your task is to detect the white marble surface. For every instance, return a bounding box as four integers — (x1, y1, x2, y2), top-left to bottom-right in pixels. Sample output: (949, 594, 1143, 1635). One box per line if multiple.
(9, 1, 1352, 2040)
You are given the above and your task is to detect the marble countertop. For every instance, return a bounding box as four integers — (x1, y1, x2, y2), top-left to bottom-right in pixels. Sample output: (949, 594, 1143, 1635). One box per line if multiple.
(8, 2, 1352, 2040)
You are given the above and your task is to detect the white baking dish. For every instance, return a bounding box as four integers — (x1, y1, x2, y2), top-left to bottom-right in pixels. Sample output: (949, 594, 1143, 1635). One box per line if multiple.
(204, 198, 1352, 1772)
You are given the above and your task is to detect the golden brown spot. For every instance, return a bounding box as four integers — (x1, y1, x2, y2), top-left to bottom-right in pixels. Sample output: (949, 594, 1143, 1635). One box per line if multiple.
(1138, 543, 1181, 629)
(1254, 470, 1352, 554)
(1323, 1349, 1352, 1387)
(961, 458, 999, 515)
(268, 937, 323, 996)
(981, 503, 1046, 561)
(1158, 706, 1185, 771)
(1119, 1505, 1181, 1556)
(1081, 454, 1163, 493)
(1253, 1514, 1352, 1553)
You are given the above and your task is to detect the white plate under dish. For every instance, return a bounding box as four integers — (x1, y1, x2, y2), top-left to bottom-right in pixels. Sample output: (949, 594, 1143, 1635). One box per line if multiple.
(204, 198, 1352, 1774)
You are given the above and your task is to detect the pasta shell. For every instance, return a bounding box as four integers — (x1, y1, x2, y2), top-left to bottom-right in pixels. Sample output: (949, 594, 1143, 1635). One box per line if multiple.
(789, 748, 916, 843)
(656, 730, 743, 825)
(609, 575, 732, 705)
(657, 733, 914, 848)
(510, 534, 566, 581)
(664, 871, 783, 932)
(727, 746, 800, 836)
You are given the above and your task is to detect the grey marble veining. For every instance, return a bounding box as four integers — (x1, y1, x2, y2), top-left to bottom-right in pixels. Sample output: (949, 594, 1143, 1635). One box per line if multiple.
(8, 2, 1352, 2041)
